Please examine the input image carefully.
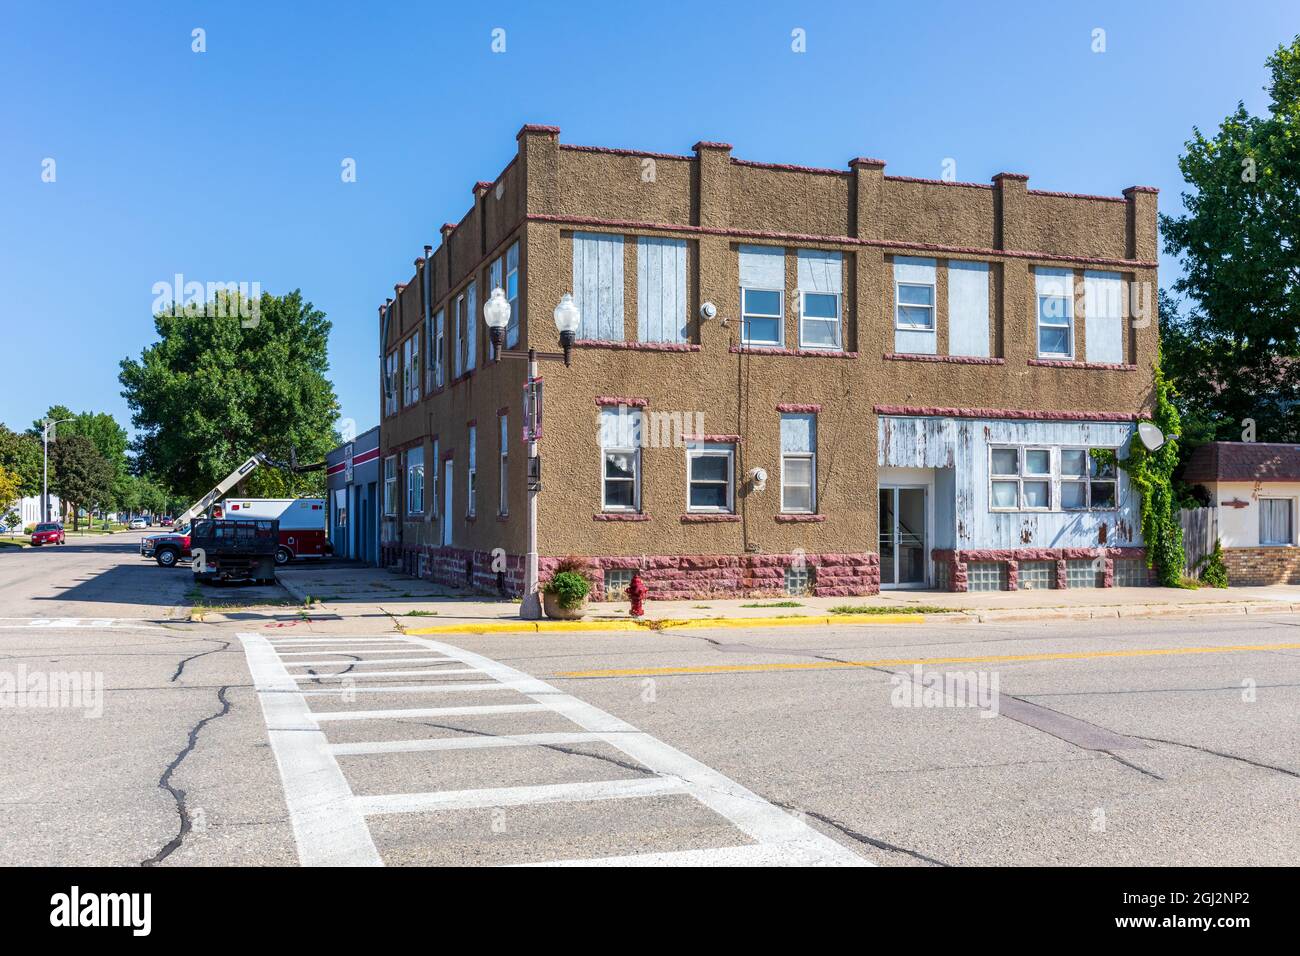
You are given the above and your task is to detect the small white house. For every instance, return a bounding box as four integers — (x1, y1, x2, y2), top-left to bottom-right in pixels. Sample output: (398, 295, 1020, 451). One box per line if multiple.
(1182, 442, 1300, 585)
(3, 495, 61, 531)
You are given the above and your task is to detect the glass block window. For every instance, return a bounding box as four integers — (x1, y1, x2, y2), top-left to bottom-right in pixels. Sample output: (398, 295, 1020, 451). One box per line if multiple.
(1114, 558, 1152, 587)
(1065, 559, 1103, 588)
(967, 561, 1007, 592)
(604, 568, 634, 601)
(1019, 560, 1055, 590)
(785, 565, 813, 597)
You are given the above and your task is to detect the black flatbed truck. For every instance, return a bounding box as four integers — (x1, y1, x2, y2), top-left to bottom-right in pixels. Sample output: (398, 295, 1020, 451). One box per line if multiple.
(190, 518, 279, 585)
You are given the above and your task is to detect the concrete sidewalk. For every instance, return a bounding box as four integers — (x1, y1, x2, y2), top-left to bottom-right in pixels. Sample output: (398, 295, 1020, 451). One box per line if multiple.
(273, 561, 1300, 632)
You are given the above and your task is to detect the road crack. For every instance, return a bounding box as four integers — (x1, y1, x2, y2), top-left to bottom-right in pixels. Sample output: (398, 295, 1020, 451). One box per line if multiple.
(1127, 733, 1300, 779)
(140, 685, 233, 866)
(772, 801, 948, 866)
(398, 720, 656, 776)
(171, 639, 231, 682)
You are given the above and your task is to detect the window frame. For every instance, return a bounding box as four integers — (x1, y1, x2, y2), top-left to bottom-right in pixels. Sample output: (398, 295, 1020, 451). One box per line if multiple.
(779, 413, 817, 514)
(1260, 497, 1295, 546)
(466, 424, 477, 518)
(894, 280, 936, 331)
(798, 290, 841, 351)
(430, 438, 439, 521)
(600, 408, 642, 513)
(505, 241, 520, 349)
(384, 351, 399, 416)
(498, 414, 509, 517)
(453, 292, 466, 378)
(382, 455, 397, 516)
(406, 445, 424, 515)
(740, 286, 785, 348)
(989, 444, 1120, 513)
(432, 308, 445, 389)
(1036, 292, 1074, 359)
(686, 442, 735, 514)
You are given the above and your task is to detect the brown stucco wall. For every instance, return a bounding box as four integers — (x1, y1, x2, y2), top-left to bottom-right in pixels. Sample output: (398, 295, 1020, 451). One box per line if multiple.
(377, 124, 1159, 596)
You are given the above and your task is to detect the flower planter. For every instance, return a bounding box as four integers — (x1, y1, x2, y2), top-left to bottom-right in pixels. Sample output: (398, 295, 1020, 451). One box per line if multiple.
(542, 591, 588, 620)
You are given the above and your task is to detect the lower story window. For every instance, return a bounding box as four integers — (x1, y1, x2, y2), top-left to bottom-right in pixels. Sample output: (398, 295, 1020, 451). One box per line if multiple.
(1018, 560, 1055, 590)
(604, 568, 634, 601)
(1260, 498, 1294, 545)
(1065, 559, 1103, 588)
(967, 561, 1007, 592)
(784, 564, 813, 596)
(383, 455, 397, 516)
(406, 447, 424, 514)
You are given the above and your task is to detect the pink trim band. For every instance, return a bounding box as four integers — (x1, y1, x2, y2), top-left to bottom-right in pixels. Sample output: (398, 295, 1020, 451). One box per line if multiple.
(776, 403, 822, 413)
(887, 175, 992, 191)
(681, 514, 742, 523)
(682, 434, 740, 442)
(1028, 359, 1138, 371)
(775, 514, 826, 523)
(730, 346, 859, 359)
(875, 404, 1139, 422)
(576, 339, 701, 353)
(594, 513, 651, 522)
(595, 396, 650, 407)
(884, 353, 1005, 365)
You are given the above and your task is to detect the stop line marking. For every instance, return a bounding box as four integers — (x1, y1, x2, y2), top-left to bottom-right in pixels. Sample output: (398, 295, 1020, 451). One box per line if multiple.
(239, 630, 867, 867)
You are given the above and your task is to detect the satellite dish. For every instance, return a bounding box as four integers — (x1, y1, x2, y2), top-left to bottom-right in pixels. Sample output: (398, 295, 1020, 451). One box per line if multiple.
(1137, 421, 1166, 451)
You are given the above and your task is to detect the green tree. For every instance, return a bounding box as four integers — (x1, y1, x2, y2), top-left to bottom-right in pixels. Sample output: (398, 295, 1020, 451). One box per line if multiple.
(49, 435, 114, 531)
(32, 406, 132, 510)
(119, 289, 339, 502)
(0, 465, 20, 531)
(1160, 35, 1300, 442)
(0, 425, 43, 498)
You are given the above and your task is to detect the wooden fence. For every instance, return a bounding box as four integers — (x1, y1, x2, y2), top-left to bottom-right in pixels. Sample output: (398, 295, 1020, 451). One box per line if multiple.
(1179, 507, 1217, 577)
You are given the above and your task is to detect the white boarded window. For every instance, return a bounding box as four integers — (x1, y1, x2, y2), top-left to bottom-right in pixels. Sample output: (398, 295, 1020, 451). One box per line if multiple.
(948, 261, 990, 357)
(599, 406, 641, 511)
(637, 237, 687, 344)
(573, 232, 624, 340)
(739, 245, 785, 346)
(780, 413, 816, 513)
(797, 249, 842, 349)
(894, 257, 937, 355)
(1084, 270, 1124, 364)
(1036, 268, 1074, 359)
(1261, 498, 1294, 545)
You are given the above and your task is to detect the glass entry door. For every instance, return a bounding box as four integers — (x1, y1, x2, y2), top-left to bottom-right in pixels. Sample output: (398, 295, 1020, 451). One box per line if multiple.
(878, 486, 926, 588)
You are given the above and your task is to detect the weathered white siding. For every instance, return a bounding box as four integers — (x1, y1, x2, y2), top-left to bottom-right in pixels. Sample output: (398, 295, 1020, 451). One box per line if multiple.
(878, 415, 1142, 549)
(1084, 270, 1124, 364)
(636, 237, 688, 343)
(573, 232, 624, 340)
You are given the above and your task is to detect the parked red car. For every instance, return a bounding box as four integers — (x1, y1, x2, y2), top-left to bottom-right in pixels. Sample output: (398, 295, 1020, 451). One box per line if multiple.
(30, 522, 65, 546)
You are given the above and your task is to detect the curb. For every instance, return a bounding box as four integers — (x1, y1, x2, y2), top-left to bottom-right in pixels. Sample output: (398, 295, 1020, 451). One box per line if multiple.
(405, 613, 926, 635)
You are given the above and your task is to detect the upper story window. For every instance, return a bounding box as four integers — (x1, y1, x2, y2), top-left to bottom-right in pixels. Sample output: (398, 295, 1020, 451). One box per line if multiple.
(572, 232, 624, 340)
(739, 246, 785, 347)
(686, 441, 735, 513)
(796, 250, 842, 350)
(1083, 270, 1124, 364)
(463, 282, 477, 372)
(780, 413, 816, 513)
(488, 256, 503, 363)
(453, 293, 465, 378)
(637, 237, 688, 344)
(505, 241, 520, 349)
(1035, 268, 1074, 359)
(402, 331, 420, 406)
(406, 445, 424, 515)
(384, 351, 398, 416)
(893, 257, 937, 356)
(948, 260, 991, 358)
(431, 308, 445, 389)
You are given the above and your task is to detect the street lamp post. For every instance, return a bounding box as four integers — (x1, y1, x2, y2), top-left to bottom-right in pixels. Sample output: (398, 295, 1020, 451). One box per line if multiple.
(41, 418, 73, 524)
(483, 288, 581, 619)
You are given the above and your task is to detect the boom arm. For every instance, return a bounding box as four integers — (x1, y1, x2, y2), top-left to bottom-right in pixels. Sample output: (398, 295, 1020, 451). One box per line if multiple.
(175, 454, 266, 528)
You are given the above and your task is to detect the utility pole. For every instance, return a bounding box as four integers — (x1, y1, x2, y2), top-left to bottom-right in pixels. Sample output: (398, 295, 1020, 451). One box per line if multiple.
(41, 418, 73, 524)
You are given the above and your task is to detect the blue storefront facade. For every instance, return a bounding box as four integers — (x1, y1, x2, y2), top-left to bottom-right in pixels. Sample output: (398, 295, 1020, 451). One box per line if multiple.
(326, 425, 381, 566)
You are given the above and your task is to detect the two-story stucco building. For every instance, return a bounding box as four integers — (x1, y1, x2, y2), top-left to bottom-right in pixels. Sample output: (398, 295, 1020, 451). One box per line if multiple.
(377, 124, 1159, 598)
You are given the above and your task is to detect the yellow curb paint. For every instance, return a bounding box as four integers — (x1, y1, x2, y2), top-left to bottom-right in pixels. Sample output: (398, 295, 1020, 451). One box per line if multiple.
(405, 613, 925, 636)
(554, 641, 1300, 679)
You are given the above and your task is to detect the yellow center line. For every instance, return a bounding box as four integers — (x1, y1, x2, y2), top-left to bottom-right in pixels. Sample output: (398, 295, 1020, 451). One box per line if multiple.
(554, 641, 1300, 679)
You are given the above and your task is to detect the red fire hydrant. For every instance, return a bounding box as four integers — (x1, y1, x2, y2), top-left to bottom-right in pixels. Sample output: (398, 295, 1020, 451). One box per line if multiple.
(628, 571, 648, 617)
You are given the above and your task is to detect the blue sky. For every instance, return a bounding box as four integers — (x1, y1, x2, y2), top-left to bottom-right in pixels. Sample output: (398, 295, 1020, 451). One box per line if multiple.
(1, 0, 1294, 443)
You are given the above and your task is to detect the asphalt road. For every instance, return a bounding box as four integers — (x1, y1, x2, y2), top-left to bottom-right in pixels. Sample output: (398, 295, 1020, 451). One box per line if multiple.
(2, 534, 1297, 866)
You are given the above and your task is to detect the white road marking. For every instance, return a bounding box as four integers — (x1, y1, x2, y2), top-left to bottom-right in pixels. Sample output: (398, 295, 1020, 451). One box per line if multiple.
(520, 841, 863, 867)
(310, 703, 552, 722)
(296, 681, 522, 696)
(329, 731, 615, 756)
(292, 668, 482, 680)
(237, 633, 382, 867)
(354, 777, 689, 815)
(0, 617, 165, 631)
(276, 650, 454, 658)
(238, 632, 867, 867)
(283, 659, 470, 669)
(267, 638, 412, 646)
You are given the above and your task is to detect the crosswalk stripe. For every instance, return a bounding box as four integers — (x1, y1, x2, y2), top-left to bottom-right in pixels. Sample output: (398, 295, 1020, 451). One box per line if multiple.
(518, 841, 864, 867)
(291, 668, 482, 680)
(329, 731, 619, 756)
(354, 777, 688, 815)
(310, 703, 551, 722)
(296, 682, 521, 696)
